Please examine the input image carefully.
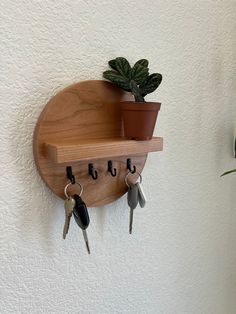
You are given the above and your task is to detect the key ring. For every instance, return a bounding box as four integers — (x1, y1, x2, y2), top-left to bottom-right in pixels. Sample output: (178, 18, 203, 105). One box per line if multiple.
(64, 182, 83, 198)
(125, 171, 142, 188)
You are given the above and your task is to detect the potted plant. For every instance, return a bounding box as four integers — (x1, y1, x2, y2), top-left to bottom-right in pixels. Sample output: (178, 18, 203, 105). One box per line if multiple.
(103, 57, 162, 140)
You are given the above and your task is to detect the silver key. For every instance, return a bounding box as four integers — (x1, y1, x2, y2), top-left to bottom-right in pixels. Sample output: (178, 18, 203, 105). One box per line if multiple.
(82, 230, 90, 254)
(72, 194, 91, 254)
(63, 196, 76, 239)
(136, 182, 147, 208)
(127, 184, 139, 234)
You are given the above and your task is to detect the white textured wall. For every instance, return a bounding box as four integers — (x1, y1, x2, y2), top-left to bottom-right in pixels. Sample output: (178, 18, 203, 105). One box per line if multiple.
(1, 1, 236, 313)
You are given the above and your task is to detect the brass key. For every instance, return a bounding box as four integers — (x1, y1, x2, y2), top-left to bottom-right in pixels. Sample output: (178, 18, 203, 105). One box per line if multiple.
(63, 196, 76, 239)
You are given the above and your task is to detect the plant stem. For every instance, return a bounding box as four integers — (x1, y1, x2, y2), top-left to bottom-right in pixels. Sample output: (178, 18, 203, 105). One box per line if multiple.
(130, 80, 145, 102)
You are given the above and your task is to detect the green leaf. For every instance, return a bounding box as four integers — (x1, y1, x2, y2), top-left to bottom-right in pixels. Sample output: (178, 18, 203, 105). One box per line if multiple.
(108, 59, 118, 71)
(220, 169, 236, 177)
(115, 57, 131, 78)
(134, 59, 149, 68)
(103, 70, 131, 91)
(140, 73, 162, 96)
(131, 64, 149, 85)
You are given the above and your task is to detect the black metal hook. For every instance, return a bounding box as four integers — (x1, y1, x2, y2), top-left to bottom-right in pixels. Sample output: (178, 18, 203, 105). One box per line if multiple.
(66, 166, 75, 184)
(108, 160, 117, 177)
(127, 158, 136, 174)
(88, 163, 98, 180)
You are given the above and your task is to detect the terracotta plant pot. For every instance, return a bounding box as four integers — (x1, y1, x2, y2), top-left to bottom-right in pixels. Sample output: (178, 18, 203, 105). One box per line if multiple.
(120, 101, 161, 140)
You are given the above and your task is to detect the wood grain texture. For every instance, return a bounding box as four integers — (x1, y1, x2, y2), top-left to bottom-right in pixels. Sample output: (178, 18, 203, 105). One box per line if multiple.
(45, 137, 163, 163)
(33, 80, 162, 206)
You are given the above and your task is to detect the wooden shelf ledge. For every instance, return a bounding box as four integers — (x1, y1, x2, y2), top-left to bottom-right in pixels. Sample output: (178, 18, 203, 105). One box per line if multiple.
(45, 137, 163, 163)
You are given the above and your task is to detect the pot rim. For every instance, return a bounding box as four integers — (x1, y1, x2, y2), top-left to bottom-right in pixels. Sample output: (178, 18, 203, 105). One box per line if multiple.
(120, 101, 161, 111)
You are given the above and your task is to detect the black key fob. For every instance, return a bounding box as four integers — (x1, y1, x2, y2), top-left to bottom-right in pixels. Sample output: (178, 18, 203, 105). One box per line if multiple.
(73, 194, 90, 230)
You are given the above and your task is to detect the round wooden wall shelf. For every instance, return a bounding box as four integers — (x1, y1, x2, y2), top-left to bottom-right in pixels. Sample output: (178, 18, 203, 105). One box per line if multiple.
(33, 80, 163, 207)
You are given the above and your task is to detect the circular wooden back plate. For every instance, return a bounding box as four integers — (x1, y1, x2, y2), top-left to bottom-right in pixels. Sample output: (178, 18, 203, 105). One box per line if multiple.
(33, 80, 147, 207)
